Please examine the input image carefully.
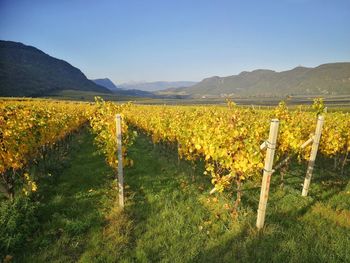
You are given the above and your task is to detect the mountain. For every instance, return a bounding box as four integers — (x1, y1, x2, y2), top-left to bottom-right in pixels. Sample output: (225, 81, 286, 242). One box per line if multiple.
(166, 63, 350, 98)
(118, 81, 196, 92)
(0, 40, 110, 96)
(92, 78, 119, 92)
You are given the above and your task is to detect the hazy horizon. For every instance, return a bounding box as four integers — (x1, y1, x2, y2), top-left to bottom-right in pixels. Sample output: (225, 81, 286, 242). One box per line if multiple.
(1, 0, 349, 84)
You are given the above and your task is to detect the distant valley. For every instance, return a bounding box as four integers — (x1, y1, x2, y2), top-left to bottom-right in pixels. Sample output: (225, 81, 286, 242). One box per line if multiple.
(1, 40, 349, 99)
(118, 81, 197, 92)
(91, 78, 158, 98)
(92, 78, 119, 92)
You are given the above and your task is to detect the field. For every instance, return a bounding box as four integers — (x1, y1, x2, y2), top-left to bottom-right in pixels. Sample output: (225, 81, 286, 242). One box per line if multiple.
(5, 89, 350, 109)
(1, 98, 349, 262)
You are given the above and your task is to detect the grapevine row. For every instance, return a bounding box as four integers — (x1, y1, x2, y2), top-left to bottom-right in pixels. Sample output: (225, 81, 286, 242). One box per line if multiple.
(0, 100, 93, 199)
(89, 98, 135, 172)
(122, 101, 349, 193)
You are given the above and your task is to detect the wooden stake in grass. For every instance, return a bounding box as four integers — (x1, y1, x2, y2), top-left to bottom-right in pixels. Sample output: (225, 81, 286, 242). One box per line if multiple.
(256, 119, 279, 230)
(302, 115, 324, 197)
(116, 114, 124, 208)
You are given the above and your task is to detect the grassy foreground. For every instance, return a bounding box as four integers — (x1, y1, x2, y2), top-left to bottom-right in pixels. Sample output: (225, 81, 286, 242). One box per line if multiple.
(14, 130, 350, 262)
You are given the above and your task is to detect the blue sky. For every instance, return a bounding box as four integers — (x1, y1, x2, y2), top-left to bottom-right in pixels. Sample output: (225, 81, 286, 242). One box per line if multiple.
(0, 0, 349, 84)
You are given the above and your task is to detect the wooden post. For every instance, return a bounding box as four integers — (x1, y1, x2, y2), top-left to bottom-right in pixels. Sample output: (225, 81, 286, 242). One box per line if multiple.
(256, 119, 279, 229)
(302, 115, 324, 197)
(116, 114, 124, 208)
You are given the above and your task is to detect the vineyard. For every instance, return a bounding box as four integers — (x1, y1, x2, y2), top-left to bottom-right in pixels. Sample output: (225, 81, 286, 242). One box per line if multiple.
(1, 98, 349, 262)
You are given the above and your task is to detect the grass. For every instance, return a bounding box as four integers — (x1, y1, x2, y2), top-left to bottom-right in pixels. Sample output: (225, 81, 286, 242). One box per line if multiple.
(15, 130, 130, 262)
(12, 130, 350, 262)
(121, 137, 350, 262)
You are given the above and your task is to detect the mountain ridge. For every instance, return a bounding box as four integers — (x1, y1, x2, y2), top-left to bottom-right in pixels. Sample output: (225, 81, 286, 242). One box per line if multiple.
(0, 40, 110, 96)
(164, 63, 350, 98)
(1, 40, 349, 99)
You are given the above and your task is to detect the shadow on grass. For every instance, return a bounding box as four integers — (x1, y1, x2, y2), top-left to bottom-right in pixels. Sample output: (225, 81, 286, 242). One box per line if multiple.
(16, 130, 116, 262)
(195, 158, 350, 263)
(15, 130, 349, 263)
(121, 133, 350, 263)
